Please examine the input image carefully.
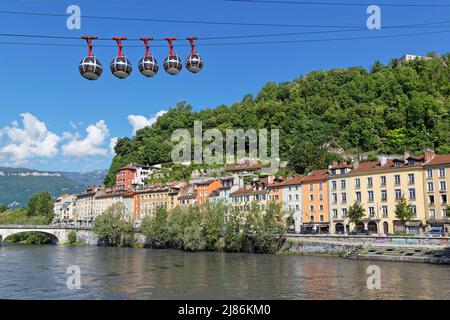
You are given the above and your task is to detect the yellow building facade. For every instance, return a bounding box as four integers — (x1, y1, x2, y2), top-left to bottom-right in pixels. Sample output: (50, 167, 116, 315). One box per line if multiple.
(329, 157, 427, 235)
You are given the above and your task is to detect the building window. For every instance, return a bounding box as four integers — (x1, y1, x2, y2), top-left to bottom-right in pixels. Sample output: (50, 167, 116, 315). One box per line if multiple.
(332, 193, 337, 204)
(367, 177, 373, 188)
(288, 195, 292, 201)
(442, 208, 448, 219)
(395, 189, 402, 200)
(320, 215, 324, 222)
(295, 194, 299, 201)
(333, 209, 338, 218)
(342, 208, 348, 217)
(310, 215, 314, 222)
(429, 195, 435, 205)
(382, 206, 388, 217)
(380, 176, 386, 187)
(439, 167, 445, 178)
(319, 194, 323, 201)
(428, 182, 434, 192)
(427, 168, 433, 178)
(409, 188, 416, 201)
(381, 190, 387, 202)
(319, 205, 324, 211)
(331, 181, 337, 190)
(441, 194, 447, 205)
(440, 181, 447, 191)
(368, 191, 374, 202)
(318, 183, 323, 191)
(341, 180, 346, 190)
(369, 207, 375, 218)
(309, 194, 314, 201)
(309, 184, 314, 191)
(411, 205, 417, 217)
(408, 173, 415, 185)
(310, 205, 314, 212)
(394, 175, 401, 186)
(355, 178, 361, 188)
(341, 193, 347, 204)
(356, 191, 361, 202)
(429, 209, 436, 220)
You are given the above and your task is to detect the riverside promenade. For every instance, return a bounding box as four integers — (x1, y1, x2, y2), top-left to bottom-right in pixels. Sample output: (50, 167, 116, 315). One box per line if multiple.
(284, 234, 450, 264)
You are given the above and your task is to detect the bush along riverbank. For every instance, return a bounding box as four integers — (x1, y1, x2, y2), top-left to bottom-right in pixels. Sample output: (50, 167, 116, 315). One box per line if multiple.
(92, 201, 288, 254)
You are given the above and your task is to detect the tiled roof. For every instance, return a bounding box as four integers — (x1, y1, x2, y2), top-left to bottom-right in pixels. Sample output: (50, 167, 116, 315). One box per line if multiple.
(424, 154, 450, 166)
(301, 169, 329, 183)
(277, 176, 304, 186)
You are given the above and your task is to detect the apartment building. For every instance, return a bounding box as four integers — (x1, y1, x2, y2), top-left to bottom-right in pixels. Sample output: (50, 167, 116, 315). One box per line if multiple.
(301, 170, 330, 234)
(193, 179, 222, 205)
(53, 194, 77, 225)
(230, 187, 268, 212)
(115, 164, 160, 190)
(74, 187, 100, 227)
(133, 186, 179, 222)
(276, 176, 303, 233)
(423, 150, 450, 233)
(94, 189, 134, 220)
(329, 154, 427, 235)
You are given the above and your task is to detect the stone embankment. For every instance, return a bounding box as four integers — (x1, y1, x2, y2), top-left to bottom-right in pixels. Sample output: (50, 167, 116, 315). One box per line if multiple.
(283, 234, 450, 264)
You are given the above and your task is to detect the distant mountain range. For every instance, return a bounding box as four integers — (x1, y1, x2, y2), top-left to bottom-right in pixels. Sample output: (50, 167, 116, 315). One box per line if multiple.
(0, 167, 107, 208)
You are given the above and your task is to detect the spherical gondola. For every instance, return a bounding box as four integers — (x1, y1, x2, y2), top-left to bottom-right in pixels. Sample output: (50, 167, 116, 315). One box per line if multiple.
(110, 37, 132, 79)
(185, 37, 204, 73)
(138, 37, 159, 77)
(163, 37, 183, 75)
(79, 36, 102, 80)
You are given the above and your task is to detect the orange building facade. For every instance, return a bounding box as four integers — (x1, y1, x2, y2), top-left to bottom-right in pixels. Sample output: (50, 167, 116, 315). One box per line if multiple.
(301, 169, 330, 233)
(194, 179, 222, 204)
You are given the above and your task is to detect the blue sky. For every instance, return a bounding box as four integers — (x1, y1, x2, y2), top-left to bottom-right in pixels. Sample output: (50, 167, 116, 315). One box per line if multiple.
(0, 0, 448, 172)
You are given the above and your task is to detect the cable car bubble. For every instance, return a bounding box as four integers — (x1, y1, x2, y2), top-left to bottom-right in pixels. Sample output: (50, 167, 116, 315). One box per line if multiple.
(79, 36, 103, 80)
(138, 37, 159, 77)
(185, 37, 204, 73)
(163, 37, 182, 75)
(110, 37, 132, 79)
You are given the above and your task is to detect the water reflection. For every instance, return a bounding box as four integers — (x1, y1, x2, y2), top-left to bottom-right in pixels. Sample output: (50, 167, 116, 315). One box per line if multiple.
(0, 246, 449, 300)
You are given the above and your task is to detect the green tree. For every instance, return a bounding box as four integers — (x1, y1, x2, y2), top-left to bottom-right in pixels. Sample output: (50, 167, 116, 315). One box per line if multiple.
(27, 191, 54, 223)
(348, 201, 366, 226)
(68, 231, 77, 244)
(395, 195, 414, 222)
(182, 221, 206, 251)
(0, 204, 8, 213)
(140, 206, 170, 248)
(93, 202, 134, 247)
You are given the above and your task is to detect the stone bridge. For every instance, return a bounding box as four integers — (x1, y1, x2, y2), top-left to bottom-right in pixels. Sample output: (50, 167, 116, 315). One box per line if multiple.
(0, 225, 97, 245)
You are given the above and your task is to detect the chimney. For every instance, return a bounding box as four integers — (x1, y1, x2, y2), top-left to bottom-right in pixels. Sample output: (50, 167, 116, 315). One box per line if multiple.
(404, 150, 410, 164)
(424, 148, 436, 163)
(380, 154, 388, 167)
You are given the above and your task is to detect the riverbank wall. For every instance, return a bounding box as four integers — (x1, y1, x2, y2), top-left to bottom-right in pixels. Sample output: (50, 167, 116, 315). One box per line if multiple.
(283, 234, 450, 264)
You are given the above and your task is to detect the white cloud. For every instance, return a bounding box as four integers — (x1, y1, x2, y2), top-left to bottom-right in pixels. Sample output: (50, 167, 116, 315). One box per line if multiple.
(61, 120, 110, 157)
(0, 113, 61, 161)
(109, 137, 118, 155)
(127, 110, 167, 135)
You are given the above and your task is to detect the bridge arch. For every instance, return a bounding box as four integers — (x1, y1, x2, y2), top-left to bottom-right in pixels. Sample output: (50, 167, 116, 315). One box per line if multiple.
(2, 230, 60, 244)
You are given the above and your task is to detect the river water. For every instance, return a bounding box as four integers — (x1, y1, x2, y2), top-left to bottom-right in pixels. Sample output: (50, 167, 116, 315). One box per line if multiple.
(0, 245, 449, 300)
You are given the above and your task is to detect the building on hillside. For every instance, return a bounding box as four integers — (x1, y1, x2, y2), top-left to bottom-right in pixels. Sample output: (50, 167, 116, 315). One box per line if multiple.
(301, 169, 330, 234)
(53, 194, 77, 225)
(177, 183, 197, 207)
(193, 179, 222, 205)
(74, 187, 101, 227)
(328, 153, 427, 235)
(399, 54, 432, 62)
(275, 176, 303, 233)
(229, 187, 268, 211)
(133, 186, 179, 222)
(422, 149, 450, 234)
(209, 175, 244, 205)
(115, 164, 160, 190)
(93, 188, 133, 220)
(226, 162, 262, 174)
